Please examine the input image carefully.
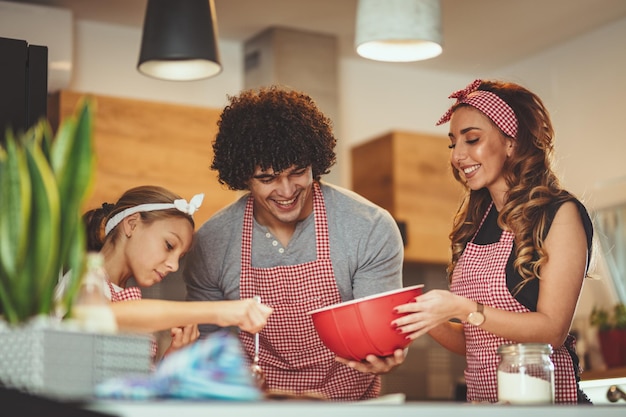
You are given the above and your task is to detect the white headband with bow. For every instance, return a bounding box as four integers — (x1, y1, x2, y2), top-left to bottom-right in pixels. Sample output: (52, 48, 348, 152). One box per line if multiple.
(104, 193, 204, 236)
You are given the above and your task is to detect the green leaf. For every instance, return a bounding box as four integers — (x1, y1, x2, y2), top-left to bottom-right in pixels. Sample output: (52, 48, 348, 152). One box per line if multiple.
(23, 129, 61, 317)
(52, 98, 95, 277)
(40, 122, 54, 164)
(0, 131, 31, 279)
(58, 220, 88, 318)
(0, 130, 32, 323)
(0, 99, 94, 323)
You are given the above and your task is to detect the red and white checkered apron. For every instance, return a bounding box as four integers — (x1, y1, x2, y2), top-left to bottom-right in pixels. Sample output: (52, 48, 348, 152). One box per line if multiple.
(450, 203, 578, 403)
(238, 182, 379, 400)
(107, 282, 158, 361)
(108, 282, 143, 302)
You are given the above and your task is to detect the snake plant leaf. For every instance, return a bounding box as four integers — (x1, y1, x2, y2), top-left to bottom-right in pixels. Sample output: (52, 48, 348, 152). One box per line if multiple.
(58, 219, 88, 318)
(23, 129, 61, 318)
(0, 145, 18, 322)
(0, 132, 32, 323)
(51, 98, 95, 203)
(51, 98, 95, 265)
(0, 132, 31, 279)
(0, 99, 94, 324)
(40, 121, 53, 164)
(50, 99, 95, 313)
(0, 271, 16, 323)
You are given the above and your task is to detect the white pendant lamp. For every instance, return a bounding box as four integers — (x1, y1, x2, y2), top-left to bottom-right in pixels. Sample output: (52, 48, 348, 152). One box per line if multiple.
(137, 0, 222, 81)
(355, 0, 443, 63)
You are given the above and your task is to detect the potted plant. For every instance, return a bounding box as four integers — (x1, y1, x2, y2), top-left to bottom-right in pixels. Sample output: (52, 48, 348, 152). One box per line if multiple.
(0, 99, 94, 324)
(0, 99, 152, 399)
(590, 303, 626, 369)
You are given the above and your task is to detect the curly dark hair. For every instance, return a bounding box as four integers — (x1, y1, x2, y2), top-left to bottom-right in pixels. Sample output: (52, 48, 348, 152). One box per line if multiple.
(211, 85, 337, 190)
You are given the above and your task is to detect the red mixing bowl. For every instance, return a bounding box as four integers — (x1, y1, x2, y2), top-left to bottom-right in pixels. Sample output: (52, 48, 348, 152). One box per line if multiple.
(307, 285, 423, 361)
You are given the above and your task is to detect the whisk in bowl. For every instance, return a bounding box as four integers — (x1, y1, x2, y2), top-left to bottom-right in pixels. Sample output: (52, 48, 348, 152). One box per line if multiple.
(251, 295, 267, 390)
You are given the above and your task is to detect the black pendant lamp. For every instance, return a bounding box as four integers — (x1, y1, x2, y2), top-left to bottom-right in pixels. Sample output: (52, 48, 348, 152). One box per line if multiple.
(137, 0, 222, 81)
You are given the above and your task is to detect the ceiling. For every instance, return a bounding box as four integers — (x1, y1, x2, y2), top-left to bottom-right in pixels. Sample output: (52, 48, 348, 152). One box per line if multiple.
(13, 0, 626, 74)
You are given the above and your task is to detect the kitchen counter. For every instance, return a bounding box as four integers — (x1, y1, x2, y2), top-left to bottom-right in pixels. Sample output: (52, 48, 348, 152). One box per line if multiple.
(88, 400, 625, 417)
(581, 366, 626, 380)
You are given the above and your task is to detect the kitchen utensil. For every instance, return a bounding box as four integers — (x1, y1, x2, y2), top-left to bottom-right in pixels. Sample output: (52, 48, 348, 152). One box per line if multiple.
(307, 285, 423, 361)
(607, 385, 626, 403)
(250, 295, 267, 390)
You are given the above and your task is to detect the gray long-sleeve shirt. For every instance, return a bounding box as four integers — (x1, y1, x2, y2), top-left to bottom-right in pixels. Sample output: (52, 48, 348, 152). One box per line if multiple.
(183, 182, 404, 336)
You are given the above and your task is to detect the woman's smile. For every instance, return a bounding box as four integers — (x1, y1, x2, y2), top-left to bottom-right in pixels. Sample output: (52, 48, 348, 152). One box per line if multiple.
(460, 163, 481, 179)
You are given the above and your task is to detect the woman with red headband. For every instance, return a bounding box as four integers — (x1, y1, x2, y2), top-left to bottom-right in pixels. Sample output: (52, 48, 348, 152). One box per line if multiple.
(393, 80, 594, 404)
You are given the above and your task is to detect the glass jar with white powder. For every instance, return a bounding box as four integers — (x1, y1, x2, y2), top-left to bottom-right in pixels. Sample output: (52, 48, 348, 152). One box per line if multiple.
(497, 343, 555, 404)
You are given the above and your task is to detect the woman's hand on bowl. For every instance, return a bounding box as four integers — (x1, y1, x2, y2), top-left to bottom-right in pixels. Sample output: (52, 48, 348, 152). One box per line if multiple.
(335, 348, 407, 374)
(393, 289, 464, 340)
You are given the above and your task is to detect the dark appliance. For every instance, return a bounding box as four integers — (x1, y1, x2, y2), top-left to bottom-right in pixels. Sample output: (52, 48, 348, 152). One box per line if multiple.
(0, 36, 47, 141)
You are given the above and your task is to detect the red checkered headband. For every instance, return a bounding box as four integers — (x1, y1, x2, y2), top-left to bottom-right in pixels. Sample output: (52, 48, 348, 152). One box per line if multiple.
(436, 79, 518, 138)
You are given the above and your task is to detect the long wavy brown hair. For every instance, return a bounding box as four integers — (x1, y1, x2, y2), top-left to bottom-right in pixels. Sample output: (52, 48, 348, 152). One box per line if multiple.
(447, 80, 576, 293)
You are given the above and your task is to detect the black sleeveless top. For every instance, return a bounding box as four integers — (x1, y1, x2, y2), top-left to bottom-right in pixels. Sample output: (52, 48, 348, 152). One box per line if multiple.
(471, 196, 594, 403)
(472, 197, 593, 312)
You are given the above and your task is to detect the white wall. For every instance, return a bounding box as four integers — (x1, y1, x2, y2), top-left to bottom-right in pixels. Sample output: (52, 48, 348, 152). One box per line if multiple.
(71, 20, 243, 109)
(491, 17, 626, 211)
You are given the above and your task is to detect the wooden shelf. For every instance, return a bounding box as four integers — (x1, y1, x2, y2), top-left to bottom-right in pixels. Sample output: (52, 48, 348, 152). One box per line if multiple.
(48, 90, 239, 228)
(581, 366, 626, 381)
(351, 131, 463, 264)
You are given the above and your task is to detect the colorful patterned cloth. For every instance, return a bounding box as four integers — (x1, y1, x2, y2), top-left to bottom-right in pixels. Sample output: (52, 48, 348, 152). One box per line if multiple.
(94, 330, 263, 401)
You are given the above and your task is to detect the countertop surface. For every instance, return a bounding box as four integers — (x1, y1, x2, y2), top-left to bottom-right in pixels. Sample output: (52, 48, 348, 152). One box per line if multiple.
(88, 400, 625, 417)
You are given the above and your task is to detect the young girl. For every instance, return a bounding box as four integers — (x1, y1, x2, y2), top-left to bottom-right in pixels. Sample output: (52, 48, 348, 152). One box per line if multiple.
(77, 185, 272, 358)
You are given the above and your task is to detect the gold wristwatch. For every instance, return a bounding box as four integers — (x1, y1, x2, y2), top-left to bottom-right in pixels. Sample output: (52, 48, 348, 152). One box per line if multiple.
(467, 302, 485, 326)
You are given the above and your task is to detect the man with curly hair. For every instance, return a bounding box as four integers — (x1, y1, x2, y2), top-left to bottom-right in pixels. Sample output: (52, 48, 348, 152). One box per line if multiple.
(183, 86, 406, 400)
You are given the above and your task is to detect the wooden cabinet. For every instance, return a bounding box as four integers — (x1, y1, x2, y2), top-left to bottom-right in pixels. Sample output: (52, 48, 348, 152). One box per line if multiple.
(48, 90, 239, 228)
(351, 131, 463, 264)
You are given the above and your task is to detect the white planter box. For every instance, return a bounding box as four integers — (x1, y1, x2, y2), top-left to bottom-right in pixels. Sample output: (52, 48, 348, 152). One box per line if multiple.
(0, 326, 153, 400)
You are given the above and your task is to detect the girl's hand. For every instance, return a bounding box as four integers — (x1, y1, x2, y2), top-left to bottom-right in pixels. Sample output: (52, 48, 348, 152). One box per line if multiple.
(162, 323, 199, 357)
(221, 299, 273, 334)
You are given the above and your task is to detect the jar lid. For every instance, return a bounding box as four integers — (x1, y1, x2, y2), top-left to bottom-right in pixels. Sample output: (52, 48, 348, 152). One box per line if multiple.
(497, 343, 553, 355)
